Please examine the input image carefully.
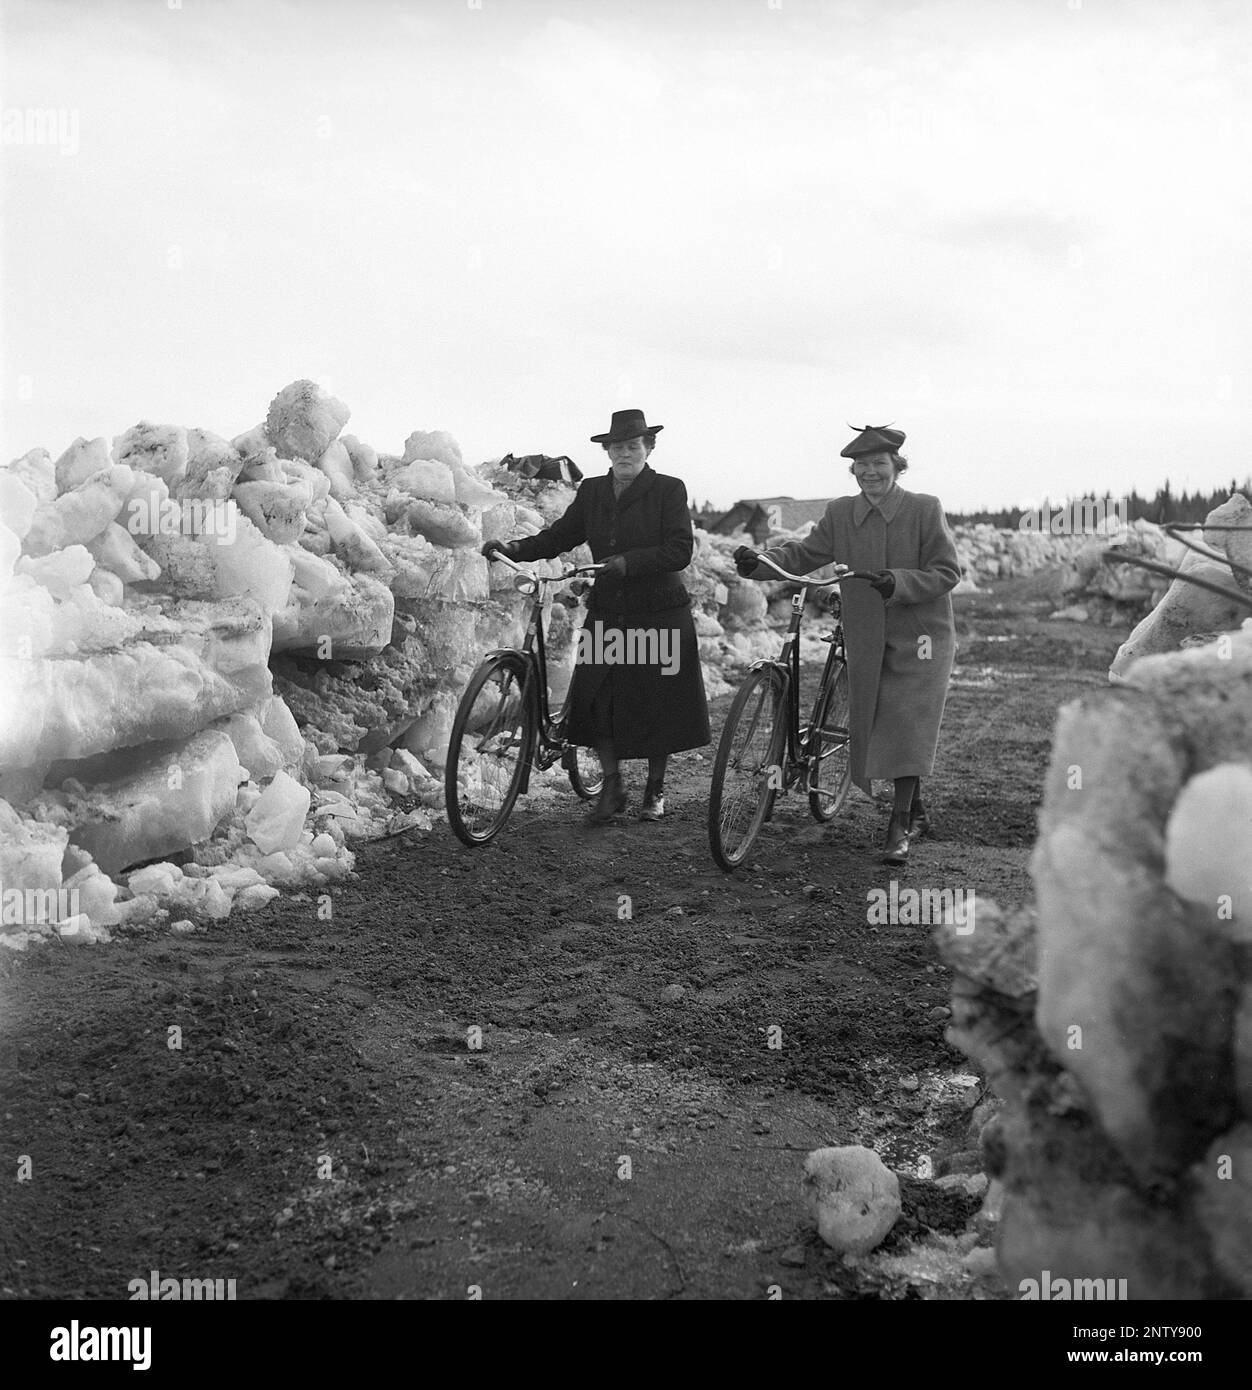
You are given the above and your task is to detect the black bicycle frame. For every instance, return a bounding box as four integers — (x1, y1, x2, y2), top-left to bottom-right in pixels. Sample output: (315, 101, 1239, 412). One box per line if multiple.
(752, 584, 846, 786)
(481, 581, 575, 793)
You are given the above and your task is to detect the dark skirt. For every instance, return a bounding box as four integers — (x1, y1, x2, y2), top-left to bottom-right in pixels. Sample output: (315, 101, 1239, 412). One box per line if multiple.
(565, 602, 711, 759)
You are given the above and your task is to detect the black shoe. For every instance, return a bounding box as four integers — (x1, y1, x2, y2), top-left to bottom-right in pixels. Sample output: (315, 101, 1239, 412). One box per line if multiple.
(586, 772, 626, 825)
(881, 812, 910, 866)
(639, 779, 665, 821)
(908, 800, 930, 838)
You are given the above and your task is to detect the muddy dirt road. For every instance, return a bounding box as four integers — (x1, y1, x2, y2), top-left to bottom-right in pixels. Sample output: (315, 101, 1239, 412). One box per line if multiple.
(0, 575, 1124, 1300)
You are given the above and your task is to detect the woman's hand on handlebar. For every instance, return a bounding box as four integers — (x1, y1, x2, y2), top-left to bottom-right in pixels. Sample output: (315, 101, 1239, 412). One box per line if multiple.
(733, 545, 760, 577)
(481, 539, 517, 561)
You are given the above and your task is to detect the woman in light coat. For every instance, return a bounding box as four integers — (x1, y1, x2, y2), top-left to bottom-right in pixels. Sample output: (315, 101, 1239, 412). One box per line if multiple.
(735, 424, 961, 864)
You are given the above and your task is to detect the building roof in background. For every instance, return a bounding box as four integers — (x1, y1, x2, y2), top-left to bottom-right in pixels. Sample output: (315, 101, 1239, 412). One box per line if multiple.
(710, 496, 831, 534)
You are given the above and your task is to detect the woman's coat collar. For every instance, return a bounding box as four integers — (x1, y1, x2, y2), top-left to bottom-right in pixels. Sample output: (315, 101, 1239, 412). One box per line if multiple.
(852, 483, 906, 526)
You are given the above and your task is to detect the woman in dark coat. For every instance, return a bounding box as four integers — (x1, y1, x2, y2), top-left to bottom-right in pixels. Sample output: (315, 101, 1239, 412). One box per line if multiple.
(482, 409, 711, 824)
(735, 424, 961, 865)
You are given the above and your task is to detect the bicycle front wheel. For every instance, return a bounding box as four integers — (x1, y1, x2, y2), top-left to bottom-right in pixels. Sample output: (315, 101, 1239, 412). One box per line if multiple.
(708, 666, 785, 871)
(807, 659, 852, 822)
(566, 744, 604, 800)
(445, 656, 536, 845)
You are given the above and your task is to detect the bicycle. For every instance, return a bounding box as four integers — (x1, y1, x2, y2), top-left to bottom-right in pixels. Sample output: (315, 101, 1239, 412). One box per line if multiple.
(445, 554, 606, 846)
(708, 555, 875, 870)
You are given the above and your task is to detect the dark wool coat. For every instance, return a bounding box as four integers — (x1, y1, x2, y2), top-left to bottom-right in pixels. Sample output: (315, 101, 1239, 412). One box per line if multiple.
(763, 486, 961, 794)
(508, 465, 711, 759)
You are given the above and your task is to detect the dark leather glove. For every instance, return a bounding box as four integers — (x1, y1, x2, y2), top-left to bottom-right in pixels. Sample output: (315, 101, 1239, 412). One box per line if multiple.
(599, 554, 628, 578)
(733, 545, 760, 577)
(867, 570, 896, 598)
(481, 539, 514, 560)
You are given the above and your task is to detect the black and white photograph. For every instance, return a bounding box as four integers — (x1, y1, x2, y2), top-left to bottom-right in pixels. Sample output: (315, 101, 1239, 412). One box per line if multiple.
(1, 0, 1249, 1344)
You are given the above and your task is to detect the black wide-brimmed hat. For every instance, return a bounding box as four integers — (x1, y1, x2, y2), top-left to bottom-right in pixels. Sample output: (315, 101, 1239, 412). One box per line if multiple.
(590, 409, 664, 444)
(840, 423, 906, 458)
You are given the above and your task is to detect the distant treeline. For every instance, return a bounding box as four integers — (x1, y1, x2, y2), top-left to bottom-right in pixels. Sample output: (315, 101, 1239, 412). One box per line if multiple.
(690, 478, 1252, 531)
(948, 478, 1252, 528)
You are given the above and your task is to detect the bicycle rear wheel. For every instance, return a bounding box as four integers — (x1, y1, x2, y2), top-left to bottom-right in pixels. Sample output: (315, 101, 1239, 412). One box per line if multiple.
(708, 666, 785, 870)
(445, 656, 535, 845)
(807, 659, 852, 822)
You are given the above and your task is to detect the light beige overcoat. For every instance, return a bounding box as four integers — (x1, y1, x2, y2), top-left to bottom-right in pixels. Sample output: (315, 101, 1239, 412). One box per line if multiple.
(763, 485, 961, 793)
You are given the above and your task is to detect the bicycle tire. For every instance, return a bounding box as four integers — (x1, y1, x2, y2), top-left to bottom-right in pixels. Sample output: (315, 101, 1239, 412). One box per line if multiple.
(567, 744, 604, 799)
(807, 659, 852, 823)
(445, 655, 536, 845)
(708, 665, 786, 871)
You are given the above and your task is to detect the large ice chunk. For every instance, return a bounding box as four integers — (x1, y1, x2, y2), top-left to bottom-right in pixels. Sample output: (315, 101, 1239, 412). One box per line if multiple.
(316, 440, 355, 499)
(8, 448, 56, 505)
(0, 472, 38, 541)
(448, 460, 501, 508)
(341, 434, 378, 484)
(182, 427, 243, 499)
(402, 498, 479, 548)
(87, 521, 162, 583)
(323, 496, 390, 573)
(0, 797, 68, 892)
(271, 569, 394, 657)
(393, 459, 456, 504)
(402, 429, 462, 469)
(113, 422, 189, 488)
(245, 768, 311, 853)
(266, 380, 350, 461)
(15, 545, 95, 599)
(423, 548, 489, 603)
(48, 729, 244, 875)
(23, 464, 137, 555)
(140, 511, 294, 614)
(262, 693, 306, 769)
(0, 596, 273, 767)
(233, 477, 314, 544)
(54, 437, 112, 493)
(212, 512, 294, 613)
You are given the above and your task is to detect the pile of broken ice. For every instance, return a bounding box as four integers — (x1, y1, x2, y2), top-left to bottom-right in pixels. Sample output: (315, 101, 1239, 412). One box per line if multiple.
(0, 381, 590, 948)
(938, 497, 1252, 1298)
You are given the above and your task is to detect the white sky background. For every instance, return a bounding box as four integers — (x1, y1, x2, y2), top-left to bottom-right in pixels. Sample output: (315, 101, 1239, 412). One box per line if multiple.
(1, 0, 1248, 513)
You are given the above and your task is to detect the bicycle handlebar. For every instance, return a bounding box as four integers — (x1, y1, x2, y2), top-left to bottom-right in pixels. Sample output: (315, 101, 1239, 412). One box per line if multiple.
(749, 553, 876, 586)
(487, 550, 606, 581)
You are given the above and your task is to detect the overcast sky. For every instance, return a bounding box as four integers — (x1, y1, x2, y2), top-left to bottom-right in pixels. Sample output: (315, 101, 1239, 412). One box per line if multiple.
(2, 0, 1248, 512)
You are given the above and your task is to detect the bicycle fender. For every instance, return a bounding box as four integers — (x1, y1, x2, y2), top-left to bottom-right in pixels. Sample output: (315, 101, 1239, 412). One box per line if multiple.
(748, 658, 789, 680)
